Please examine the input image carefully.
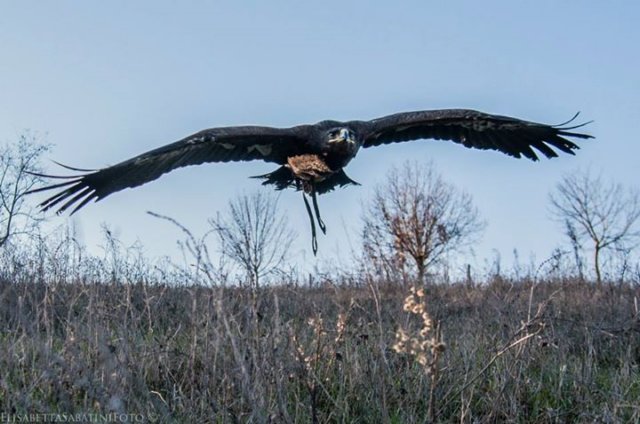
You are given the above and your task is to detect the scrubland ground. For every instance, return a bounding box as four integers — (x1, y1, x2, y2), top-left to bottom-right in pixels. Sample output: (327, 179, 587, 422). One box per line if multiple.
(1, 271, 639, 423)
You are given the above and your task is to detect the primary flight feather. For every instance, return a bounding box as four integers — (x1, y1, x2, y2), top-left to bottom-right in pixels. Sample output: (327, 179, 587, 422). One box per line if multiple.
(28, 108, 592, 253)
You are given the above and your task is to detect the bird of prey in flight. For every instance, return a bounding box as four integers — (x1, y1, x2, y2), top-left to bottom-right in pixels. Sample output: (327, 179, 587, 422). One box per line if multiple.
(28, 109, 592, 254)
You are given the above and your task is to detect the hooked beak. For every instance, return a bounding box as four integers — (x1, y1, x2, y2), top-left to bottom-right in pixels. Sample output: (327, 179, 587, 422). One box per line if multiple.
(340, 129, 355, 144)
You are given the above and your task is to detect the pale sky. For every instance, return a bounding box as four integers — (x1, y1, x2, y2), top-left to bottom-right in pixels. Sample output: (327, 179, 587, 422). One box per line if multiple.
(1, 2, 638, 275)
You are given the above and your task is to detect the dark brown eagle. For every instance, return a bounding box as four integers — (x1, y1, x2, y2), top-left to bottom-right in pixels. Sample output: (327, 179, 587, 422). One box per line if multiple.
(28, 109, 592, 253)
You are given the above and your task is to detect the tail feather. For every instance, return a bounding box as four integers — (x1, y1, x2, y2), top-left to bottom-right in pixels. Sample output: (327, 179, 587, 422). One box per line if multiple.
(251, 167, 360, 194)
(251, 166, 295, 191)
(315, 169, 360, 194)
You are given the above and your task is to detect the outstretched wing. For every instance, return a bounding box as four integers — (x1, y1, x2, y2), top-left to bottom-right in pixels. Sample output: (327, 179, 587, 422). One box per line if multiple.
(28, 125, 309, 214)
(360, 109, 592, 160)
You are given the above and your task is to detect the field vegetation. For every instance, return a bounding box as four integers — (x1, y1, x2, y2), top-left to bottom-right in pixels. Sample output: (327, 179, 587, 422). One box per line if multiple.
(1, 230, 639, 423)
(0, 136, 639, 423)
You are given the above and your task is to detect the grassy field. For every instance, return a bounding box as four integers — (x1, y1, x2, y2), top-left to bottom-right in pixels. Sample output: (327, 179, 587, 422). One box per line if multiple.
(1, 273, 639, 423)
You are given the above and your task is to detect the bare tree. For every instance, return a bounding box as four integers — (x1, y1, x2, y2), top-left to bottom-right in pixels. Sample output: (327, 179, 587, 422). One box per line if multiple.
(0, 133, 49, 247)
(211, 190, 296, 288)
(363, 161, 485, 283)
(549, 169, 640, 285)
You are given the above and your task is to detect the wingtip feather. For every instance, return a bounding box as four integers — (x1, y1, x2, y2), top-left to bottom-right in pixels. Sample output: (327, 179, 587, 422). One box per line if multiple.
(51, 160, 98, 172)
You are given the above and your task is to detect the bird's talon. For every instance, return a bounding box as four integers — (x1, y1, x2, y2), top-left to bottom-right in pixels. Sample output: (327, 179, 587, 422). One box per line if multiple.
(319, 220, 327, 234)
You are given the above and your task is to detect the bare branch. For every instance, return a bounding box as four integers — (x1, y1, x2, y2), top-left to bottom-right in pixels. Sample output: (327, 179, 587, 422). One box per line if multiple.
(362, 161, 485, 283)
(211, 190, 296, 288)
(549, 169, 640, 284)
(0, 132, 50, 246)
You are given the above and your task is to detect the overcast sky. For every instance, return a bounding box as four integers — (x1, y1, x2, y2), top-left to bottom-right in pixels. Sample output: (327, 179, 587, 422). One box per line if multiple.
(1, 2, 638, 275)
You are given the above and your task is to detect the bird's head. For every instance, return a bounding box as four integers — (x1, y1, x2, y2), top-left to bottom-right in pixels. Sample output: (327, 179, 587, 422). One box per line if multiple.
(327, 128, 357, 145)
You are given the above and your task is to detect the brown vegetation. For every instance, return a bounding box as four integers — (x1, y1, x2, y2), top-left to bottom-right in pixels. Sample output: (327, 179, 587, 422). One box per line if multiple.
(1, 244, 638, 423)
(363, 161, 484, 284)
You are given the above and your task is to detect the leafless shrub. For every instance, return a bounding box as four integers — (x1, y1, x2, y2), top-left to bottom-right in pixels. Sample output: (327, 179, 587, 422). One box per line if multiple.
(362, 161, 485, 284)
(147, 211, 227, 286)
(550, 169, 640, 285)
(211, 190, 296, 288)
(0, 132, 49, 246)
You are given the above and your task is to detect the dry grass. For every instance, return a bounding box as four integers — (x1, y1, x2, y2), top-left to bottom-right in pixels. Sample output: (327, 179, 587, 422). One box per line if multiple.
(1, 272, 639, 423)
